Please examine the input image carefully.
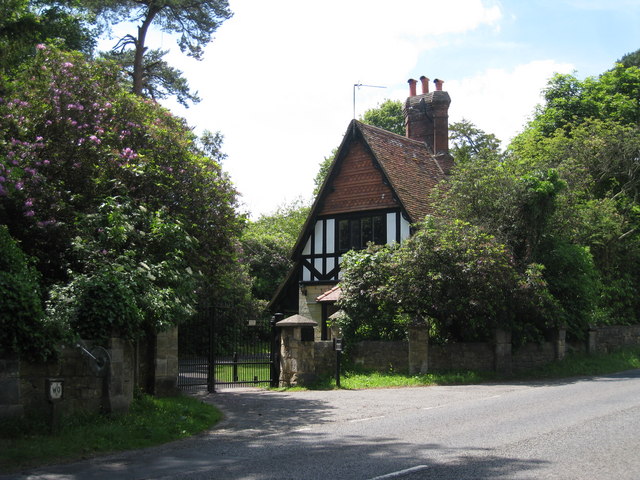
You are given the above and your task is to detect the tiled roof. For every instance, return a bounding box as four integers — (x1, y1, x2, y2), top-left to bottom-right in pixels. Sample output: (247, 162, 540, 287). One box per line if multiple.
(356, 121, 451, 222)
(316, 285, 342, 302)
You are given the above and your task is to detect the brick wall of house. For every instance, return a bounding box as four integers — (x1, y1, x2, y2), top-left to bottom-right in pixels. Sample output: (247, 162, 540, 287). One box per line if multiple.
(318, 139, 397, 217)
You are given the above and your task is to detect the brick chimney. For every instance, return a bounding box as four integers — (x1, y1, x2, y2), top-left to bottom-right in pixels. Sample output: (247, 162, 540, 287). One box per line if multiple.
(403, 76, 451, 154)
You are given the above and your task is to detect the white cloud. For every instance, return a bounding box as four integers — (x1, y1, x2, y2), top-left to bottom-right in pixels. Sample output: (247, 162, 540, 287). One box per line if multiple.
(165, 0, 506, 217)
(448, 60, 575, 144)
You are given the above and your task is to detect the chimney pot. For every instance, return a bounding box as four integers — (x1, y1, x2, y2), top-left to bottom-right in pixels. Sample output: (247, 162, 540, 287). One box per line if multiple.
(434, 78, 444, 91)
(419, 76, 430, 94)
(408, 78, 417, 97)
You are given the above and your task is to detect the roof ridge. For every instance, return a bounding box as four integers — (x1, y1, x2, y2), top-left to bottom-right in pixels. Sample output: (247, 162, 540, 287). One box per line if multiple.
(356, 120, 429, 147)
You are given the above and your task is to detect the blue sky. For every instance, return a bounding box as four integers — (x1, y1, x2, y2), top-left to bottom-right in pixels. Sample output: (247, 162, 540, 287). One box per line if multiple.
(102, 0, 640, 218)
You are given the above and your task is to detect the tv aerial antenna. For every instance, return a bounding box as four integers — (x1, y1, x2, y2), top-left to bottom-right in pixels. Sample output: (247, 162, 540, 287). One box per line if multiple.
(353, 82, 386, 119)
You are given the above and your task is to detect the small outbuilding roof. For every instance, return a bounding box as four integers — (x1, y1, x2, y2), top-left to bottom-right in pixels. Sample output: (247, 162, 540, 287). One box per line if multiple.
(275, 314, 318, 327)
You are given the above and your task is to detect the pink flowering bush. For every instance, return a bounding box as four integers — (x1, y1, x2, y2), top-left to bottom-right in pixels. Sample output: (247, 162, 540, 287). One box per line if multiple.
(0, 45, 245, 345)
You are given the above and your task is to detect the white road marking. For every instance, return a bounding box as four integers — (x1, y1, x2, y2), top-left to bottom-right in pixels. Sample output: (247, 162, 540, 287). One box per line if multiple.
(262, 427, 312, 437)
(368, 465, 429, 479)
(349, 415, 385, 423)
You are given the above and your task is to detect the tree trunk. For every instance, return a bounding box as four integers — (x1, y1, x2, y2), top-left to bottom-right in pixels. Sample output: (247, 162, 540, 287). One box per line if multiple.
(133, 7, 160, 96)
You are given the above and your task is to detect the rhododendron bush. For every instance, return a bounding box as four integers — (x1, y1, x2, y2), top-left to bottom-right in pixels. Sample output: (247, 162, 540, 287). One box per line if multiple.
(0, 45, 244, 351)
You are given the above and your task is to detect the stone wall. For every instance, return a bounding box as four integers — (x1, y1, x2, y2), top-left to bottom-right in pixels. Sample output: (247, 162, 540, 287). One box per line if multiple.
(0, 338, 135, 418)
(314, 341, 337, 378)
(343, 325, 640, 375)
(0, 356, 23, 418)
(511, 342, 556, 372)
(349, 341, 409, 372)
(15, 344, 104, 418)
(429, 343, 495, 372)
(279, 325, 318, 386)
(592, 325, 640, 353)
(298, 285, 328, 341)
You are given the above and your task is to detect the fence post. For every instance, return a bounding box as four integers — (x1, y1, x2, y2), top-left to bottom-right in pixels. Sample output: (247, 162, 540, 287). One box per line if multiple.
(270, 313, 283, 387)
(207, 306, 216, 393)
(232, 352, 239, 382)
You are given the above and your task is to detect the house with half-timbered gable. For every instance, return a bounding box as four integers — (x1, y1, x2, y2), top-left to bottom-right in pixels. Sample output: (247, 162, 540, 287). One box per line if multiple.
(270, 76, 452, 339)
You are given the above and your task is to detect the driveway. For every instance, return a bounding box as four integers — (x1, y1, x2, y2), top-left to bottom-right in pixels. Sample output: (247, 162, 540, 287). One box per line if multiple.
(5, 370, 640, 479)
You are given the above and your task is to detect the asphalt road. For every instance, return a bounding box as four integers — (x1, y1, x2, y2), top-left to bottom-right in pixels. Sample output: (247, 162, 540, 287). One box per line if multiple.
(5, 369, 640, 480)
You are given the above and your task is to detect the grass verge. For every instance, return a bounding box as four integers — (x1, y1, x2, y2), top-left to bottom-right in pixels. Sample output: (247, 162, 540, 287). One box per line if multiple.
(0, 393, 222, 473)
(296, 347, 640, 390)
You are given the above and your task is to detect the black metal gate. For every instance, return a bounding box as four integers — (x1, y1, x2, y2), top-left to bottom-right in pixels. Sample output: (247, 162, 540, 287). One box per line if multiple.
(177, 305, 279, 392)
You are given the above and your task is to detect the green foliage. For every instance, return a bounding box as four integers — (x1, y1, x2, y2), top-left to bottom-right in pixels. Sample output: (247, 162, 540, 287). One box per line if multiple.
(618, 48, 640, 68)
(59, 269, 144, 344)
(338, 218, 559, 344)
(298, 348, 640, 390)
(81, 0, 232, 102)
(45, 197, 199, 344)
(537, 239, 598, 336)
(0, 45, 245, 345)
(525, 63, 640, 136)
(436, 154, 566, 266)
(0, 225, 64, 361)
(361, 99, 405, 136)
(335, 369, 493, 390)
(241, 198, 309, 301)
(449, 119, 502, 164)
(335, 244, 406, 344)
(0, 393, 222, 471)
(0, 0, 97, 76)
(442, 58, 640, 337)
(101, 48, 201, 107)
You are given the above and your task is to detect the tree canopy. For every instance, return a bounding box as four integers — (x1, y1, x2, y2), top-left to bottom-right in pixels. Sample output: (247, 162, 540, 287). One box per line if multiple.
(338, 218, 559, 344)
(78, 0, 232, 104)
(241, 198, 310, 303)
(338, 54, 640, 345)
(0, 0, 96, 77)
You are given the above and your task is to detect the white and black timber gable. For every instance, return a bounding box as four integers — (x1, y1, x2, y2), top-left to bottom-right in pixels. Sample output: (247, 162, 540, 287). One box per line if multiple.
(294, 121, 416, 284)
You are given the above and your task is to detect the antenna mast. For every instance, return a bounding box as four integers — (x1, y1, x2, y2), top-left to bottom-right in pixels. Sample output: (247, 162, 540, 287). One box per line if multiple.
(353, 82, 386, 119)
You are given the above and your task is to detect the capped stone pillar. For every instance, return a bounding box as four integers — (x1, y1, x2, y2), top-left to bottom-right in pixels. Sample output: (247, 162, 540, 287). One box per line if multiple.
(276, 314, 318, 387)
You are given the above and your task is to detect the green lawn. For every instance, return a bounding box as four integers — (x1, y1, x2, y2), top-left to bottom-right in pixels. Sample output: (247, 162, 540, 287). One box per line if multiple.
(214, 362, 271, 383)
(0, 393, 222, 474)
(294, 347, 640, 390)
